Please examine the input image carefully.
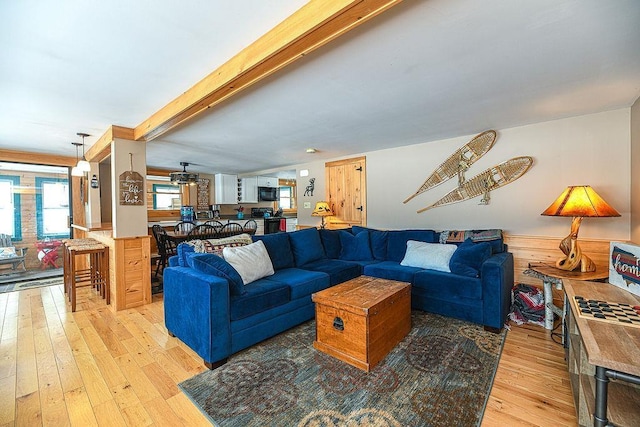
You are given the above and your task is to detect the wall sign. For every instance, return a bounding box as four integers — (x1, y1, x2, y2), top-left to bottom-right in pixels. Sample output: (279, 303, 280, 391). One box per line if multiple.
(119, 171, 144, 205)
(119, 153, 144, 205)
(196, 178, 210, 210)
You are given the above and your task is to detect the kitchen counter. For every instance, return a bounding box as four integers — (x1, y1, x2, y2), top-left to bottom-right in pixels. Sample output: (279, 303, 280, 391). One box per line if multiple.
(71, 222, 113, 232)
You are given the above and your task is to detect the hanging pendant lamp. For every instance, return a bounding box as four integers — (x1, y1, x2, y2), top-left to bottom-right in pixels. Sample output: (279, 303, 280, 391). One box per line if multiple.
(71, 142, 84, 176)
(76, 132, 91, 172)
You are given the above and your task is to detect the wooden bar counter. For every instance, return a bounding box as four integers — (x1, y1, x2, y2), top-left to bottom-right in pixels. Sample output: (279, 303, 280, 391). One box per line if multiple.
(72, 223, 151, 311)
(563, 279, 640, 427)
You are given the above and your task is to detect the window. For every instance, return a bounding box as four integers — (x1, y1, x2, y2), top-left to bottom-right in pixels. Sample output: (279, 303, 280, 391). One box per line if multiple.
(278, 186, 293, 210)
(0, 175, 21, 240)
(153, 184, 181, 209)
(36, 177, 70, 239)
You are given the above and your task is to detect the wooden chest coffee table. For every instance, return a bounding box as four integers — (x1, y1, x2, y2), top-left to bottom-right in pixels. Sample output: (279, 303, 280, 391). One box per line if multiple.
(311, 276, 411, 372)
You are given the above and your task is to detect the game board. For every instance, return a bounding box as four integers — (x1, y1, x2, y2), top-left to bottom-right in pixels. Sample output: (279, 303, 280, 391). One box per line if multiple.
(572, 296, 640, 328)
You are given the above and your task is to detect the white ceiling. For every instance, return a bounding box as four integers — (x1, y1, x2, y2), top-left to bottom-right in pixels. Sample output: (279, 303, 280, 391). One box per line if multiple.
(1, 0, 639, 175)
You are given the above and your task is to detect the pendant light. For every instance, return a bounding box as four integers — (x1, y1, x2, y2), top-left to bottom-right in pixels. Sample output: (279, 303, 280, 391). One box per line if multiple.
(71, 142, 84, 176)
(76, 132, 91, 172)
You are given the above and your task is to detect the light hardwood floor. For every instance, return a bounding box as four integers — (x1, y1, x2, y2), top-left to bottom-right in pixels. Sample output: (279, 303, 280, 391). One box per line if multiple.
(0, 284, 577, 426)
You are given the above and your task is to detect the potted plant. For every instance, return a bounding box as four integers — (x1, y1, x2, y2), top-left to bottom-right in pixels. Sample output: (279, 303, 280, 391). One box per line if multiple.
(235, 205, 245, 219)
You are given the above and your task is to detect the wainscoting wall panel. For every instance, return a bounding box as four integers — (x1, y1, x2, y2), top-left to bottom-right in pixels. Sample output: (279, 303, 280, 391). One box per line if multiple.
(504, 234, 612, 307)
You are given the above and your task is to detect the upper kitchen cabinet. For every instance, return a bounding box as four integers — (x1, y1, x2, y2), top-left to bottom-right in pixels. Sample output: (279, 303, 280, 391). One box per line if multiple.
(257, 176, 278, 188)
(214, 173, 238, 204)
(239, 176, 258, 203)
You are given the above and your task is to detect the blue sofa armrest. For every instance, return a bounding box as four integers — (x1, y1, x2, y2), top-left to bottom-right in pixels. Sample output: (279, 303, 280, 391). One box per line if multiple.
(164, 266, 231, 365)
(480, 251, 514, 329)
(168, 255, 179, 267)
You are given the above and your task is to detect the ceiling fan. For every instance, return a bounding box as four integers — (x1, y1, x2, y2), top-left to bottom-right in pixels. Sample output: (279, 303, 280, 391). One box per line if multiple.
(169, 162, 199, 185)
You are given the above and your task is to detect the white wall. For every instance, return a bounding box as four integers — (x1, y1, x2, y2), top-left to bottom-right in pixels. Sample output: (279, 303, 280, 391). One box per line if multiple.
(290, 109, 632, 240)
(631, 97, 640, 243)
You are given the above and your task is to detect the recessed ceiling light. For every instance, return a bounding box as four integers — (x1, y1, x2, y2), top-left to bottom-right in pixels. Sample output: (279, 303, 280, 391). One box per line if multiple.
(306, 148, 317, 154)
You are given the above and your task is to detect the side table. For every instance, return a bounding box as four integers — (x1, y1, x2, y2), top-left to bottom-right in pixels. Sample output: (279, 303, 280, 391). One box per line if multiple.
(524, 263, 608, 330)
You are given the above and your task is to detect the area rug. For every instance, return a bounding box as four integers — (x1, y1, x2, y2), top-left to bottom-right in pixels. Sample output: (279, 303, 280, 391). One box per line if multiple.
(179, 311, 506, 427)
(0, 276, 64, 294)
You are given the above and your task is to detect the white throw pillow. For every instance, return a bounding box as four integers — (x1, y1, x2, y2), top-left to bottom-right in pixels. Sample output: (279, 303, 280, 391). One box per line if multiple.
(400, 240, 457, 272)
(222, 240, 274, 285)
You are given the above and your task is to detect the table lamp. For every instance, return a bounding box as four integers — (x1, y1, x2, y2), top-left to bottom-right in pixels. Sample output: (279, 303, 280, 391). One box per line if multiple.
(541, 185, 620, 272)
(311, 201, 333, 229)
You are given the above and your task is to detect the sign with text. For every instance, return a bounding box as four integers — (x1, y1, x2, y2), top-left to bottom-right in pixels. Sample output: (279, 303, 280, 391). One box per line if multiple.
(119, 170, 144, 205)
(197, 178, 210, 210)
(609, 241, 640, 297)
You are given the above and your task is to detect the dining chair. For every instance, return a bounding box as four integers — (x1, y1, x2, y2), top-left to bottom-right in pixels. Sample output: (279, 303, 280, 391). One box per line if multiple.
(243, 219, 258, 235)
(204, 220, 224, 231)
(152, 225, 177, 278)
(219, 222, 244, 237)
(174, 221, 195, 233)
(188, 224, 218, 239)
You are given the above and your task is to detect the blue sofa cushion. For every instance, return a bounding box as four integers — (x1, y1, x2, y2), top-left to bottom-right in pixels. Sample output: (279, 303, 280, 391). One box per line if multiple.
(363, 260, 423, 283)
(386, 230, 438, 262)
(449, 238, 492, 278)
(302, 259, 361, 286)
(352, 226, 388, 260)
(267, 268, 330, 300)
(339, 230, 373, 261)
(319, 229, 342, 259)
(177, 242, 196, 267)
(413, 269, 482, 300)
(252, 233, 295, 270)
(230, 279, 291, 321)
(440, 229, 504, 254)
(187, 253, 245, 296)
(289, 228, 326, 266)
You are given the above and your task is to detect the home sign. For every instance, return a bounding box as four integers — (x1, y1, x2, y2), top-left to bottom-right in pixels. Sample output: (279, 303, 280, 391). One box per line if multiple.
(609, 241, 640, 297)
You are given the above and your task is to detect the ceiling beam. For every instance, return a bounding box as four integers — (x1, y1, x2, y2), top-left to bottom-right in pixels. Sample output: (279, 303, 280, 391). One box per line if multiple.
(134, 0, 403, 141)
(0, 149, 76, 167)
(85, 125, 136, 163)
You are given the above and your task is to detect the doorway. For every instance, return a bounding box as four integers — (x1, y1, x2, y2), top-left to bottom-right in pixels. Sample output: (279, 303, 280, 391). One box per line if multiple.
(325, 156, 366, 229)
(0, 162, 70, 282)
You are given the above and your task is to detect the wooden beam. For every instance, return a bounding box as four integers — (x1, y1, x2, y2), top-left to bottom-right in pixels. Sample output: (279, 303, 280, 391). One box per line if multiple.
(85, 125, 136, 163)
(134, 0, 402, 141)
(146, 167, 172, 176)
(0, 149, 76, 167)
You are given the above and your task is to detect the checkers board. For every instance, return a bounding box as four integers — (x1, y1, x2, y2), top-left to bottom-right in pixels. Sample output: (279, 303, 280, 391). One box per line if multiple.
(572, 295, 640, 328)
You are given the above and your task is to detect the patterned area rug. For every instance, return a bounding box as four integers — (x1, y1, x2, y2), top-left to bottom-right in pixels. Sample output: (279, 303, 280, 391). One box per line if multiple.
(0, 276, 64, 294)
(179, 311, 506, 427)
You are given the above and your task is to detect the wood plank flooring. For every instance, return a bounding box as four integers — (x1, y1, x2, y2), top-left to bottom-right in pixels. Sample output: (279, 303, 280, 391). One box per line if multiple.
(0, 284, 577, 426)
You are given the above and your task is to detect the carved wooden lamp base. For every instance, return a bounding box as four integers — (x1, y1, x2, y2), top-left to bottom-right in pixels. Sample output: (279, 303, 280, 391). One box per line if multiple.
(554, 217, 596, 273)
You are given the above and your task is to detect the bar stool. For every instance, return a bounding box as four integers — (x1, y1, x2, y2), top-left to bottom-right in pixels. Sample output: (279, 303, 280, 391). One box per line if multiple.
(62, 238, 99, 294)
(63, 239, 110, 312)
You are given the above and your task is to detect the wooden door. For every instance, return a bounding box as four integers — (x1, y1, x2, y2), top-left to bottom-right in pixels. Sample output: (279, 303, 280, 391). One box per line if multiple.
(325, 156, 366, 229)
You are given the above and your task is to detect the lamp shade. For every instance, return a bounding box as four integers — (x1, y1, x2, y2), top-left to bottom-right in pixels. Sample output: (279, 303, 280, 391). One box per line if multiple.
(541, 186, 620, 218)
(71, 166, 84, 177)
(77, 159, 91, 172)
(311, 201, 333, 216)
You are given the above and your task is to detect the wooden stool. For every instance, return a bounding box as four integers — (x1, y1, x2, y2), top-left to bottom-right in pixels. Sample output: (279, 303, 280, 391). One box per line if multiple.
(62, 238, 99, 295)
(63, 239, 110, 312)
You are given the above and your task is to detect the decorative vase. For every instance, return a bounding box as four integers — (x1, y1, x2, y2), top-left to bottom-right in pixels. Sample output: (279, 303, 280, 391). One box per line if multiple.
(237, 212, 244, 219)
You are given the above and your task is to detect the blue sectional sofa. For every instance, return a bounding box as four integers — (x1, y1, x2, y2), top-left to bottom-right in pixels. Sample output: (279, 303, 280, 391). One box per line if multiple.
(163, 226, 514, 368)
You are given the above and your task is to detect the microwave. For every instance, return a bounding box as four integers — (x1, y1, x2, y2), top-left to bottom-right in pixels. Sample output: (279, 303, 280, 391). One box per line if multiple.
(258, 186, 280, 201)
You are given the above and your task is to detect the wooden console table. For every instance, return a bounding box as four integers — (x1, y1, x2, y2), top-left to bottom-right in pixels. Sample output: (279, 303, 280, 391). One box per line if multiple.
(524, 263, 608, 330)
(563, 279, 640, 427)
